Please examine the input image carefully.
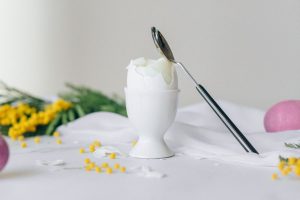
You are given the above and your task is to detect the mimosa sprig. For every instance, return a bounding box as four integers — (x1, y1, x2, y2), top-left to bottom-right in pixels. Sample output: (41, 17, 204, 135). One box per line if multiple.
(0, 81, 126, 139)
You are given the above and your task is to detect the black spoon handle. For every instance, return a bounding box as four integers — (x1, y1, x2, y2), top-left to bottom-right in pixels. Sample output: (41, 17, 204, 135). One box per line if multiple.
(196, 84, 259, 154)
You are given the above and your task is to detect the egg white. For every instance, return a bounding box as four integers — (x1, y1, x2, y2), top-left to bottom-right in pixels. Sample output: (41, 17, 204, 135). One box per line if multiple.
(127, 57, 178, 90)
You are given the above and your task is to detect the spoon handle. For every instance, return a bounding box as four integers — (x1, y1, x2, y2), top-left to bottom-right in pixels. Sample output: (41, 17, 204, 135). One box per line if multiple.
(196, 84, 259, 154)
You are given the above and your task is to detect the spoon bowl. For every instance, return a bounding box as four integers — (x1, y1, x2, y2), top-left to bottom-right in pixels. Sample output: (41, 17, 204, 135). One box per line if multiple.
(151, 27, 175, 62)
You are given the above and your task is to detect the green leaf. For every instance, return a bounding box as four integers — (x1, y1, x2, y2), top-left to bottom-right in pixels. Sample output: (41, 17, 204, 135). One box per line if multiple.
(59, 82, 127, 116)
(74, 104, 85, 117)
(279, 155, 288, 162)
(67, 109, 75, 121)
(45, 113, 62, 135)
(285, 142, 300, 149)
(100, 105, 115, 112)
(62, 112, 68, 125)
(0, 125, 10, 136)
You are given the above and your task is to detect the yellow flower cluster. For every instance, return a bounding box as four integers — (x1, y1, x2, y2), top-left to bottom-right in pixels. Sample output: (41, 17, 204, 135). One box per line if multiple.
(79, 139, 118, 159)
(0, 99, 72, 140)
(80, 140, 125, 174)
(0, 103, 36, 126)
(79, 140, 102, 154)
(272, 157, 300, 180)
(84, 158, 126, 174)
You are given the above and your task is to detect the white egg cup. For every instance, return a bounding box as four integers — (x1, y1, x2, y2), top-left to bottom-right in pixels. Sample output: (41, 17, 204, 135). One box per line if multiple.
(125, 88, 179, 159)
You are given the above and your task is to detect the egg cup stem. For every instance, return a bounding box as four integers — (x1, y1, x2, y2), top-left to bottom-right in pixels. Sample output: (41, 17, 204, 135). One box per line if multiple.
(125, 88, 179, 159)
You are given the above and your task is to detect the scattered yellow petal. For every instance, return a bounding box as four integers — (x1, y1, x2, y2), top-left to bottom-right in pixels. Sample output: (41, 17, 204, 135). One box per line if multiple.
(114, 163, 120, 169)
(89, 162, 96, 169)
(85, 166, 92, 172)
(101, 162, 109, 168)
(53, 131, 60, 138)
(21, 142, 27, 148)
(79, 148, 85, 154)
(295, 167, 300, 176)
(56, 138, 62, 144)
(34, 136, 41, 144)
(278, 161, 285, 171)
(288, 157, 297, 166)
(89, 144, 95, 152)
(93, 140, 101, 147)
(106, 167, 113, 174)
(84, 158, 91, 164)
(281, 168, 290, 176)
(120, 166, 126, 173)
(109, 153, 116, 159)
(95, 166, 102, 173)
(271, 173, 278, 180)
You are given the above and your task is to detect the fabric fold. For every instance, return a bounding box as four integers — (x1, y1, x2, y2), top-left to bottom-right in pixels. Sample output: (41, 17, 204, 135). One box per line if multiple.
(58, 100, 300, 167)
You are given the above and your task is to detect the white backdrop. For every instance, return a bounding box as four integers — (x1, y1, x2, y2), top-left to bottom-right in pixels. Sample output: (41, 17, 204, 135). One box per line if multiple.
(0, 0, 299, 109)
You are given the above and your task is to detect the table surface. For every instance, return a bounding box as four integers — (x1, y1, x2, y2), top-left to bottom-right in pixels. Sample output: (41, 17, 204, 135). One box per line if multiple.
(1, 137, 299, 200)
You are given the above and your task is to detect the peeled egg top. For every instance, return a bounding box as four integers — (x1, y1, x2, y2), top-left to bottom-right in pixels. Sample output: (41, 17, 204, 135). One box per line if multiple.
(127, 57, 178, 90)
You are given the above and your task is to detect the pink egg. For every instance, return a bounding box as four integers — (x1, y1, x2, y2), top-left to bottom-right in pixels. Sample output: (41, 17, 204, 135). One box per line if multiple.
(0, 135, 9, 171)
(264, 100, 300, 133)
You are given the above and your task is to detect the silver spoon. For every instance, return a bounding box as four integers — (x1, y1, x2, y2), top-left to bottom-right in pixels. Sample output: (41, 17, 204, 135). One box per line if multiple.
(151, 27, 258, 154)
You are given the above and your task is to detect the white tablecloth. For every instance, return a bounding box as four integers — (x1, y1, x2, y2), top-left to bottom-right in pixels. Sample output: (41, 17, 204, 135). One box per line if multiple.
(1, 100, 300, 200)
